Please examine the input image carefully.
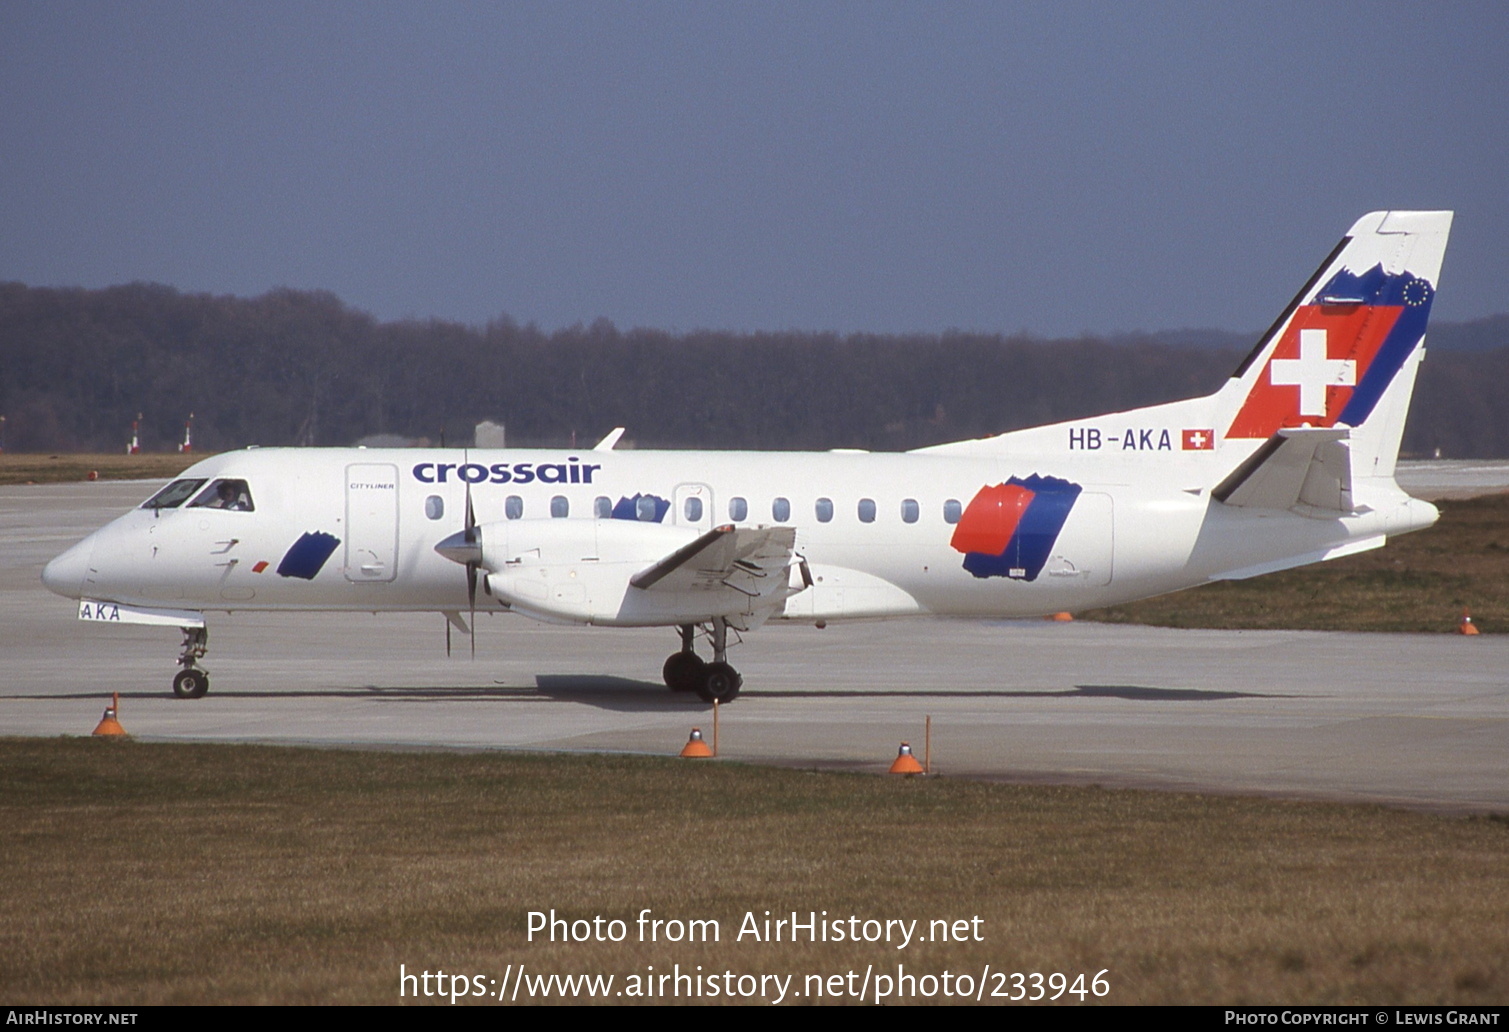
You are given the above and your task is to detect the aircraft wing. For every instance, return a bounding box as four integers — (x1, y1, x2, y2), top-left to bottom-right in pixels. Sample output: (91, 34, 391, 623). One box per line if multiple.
(631, 525, 802, 605)
(1212, 427, 1355, 514)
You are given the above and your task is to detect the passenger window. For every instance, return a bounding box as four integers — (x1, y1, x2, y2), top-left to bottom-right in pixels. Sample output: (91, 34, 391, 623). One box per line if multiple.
(901, 498, 919, 523)
(550, 495, 569, 518)
(944, 499, 962, 524)
(729, 496, 748, 521)
(188, 479, 255, 512)
(636, 495, 658, 521)
(858, 498, 876, 523)
(684, 497, 703, 522)
(425, 495, 444, 521)
(772, 497, 791, 522)
(594, 496, 612, 519)
(815, 498, 834, 523)
(142, 479, 206, 510)
(506, 495, 524, 520)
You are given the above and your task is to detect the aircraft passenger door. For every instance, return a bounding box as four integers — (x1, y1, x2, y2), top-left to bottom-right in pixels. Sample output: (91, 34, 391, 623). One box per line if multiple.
(345, 463, 399, 583)
(673, 483, 715, 533)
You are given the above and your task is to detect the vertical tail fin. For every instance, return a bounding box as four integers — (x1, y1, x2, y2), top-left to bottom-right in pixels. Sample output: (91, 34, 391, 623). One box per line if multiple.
(1221, 211, 1452, 478)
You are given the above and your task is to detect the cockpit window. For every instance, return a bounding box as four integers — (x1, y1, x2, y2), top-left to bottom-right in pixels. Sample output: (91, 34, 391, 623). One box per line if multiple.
(141, 479, 206, 510)
(188, 478, 255, 512)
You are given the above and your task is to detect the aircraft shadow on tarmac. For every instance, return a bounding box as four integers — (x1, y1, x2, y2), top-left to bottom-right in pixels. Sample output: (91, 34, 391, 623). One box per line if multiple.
(17, 681, 1292, 711)
(1070, 684, 1291, 701)
(10, 677, 696, 714)
(743, 684, 1290, 702)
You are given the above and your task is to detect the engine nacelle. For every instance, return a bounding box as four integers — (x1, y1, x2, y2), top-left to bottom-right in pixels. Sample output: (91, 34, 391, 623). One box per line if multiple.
(476, 517, 698, 570)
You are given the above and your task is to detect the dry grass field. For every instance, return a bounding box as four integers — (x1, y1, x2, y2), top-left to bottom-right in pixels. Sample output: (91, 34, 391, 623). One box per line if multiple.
(1, 738, 1505, 1005)
(0, 452, 202, 485)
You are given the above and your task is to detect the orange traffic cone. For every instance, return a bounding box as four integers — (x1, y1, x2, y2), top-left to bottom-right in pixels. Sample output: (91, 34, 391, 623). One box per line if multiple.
(889, 742, 924, 775)
(1459, 608, 1481, 636)
(1049, 611, 1073, 622)
(679, 727, 713, 758)
(92, 693, 127, 737)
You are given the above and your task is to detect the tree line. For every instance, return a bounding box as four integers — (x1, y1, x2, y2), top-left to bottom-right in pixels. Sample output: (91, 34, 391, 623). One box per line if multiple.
(0, 281, 1504, 456)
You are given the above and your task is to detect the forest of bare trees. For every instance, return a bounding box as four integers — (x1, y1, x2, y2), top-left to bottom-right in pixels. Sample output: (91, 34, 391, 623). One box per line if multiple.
(1, 281, 1505, 456)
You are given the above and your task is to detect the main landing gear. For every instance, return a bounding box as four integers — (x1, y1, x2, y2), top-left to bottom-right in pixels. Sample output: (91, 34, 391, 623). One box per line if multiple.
(172, 626, 210, 699)
(662, 619, 742, 704)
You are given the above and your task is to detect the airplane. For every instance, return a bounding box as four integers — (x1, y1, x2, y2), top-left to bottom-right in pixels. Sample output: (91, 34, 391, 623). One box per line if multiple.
(41, 210, 1452, 704)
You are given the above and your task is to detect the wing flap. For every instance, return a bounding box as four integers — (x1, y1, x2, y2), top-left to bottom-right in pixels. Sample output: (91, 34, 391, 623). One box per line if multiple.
(631, 525, 800, 602)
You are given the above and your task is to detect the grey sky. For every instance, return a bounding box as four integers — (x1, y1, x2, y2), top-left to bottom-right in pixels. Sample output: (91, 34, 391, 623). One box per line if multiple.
(3, 2, 1505, 336)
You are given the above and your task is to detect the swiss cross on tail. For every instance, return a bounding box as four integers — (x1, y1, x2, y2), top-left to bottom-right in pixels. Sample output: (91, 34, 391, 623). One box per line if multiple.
(1226, 262, 1437, 439)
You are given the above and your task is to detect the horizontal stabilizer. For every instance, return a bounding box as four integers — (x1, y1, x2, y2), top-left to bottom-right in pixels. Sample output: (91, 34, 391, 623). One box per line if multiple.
(1212, 427, 1354, 514)
(631, 525, 800, 604)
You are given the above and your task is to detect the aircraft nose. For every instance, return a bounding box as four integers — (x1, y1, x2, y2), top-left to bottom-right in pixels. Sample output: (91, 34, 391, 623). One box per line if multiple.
(42, 536, 93, 599)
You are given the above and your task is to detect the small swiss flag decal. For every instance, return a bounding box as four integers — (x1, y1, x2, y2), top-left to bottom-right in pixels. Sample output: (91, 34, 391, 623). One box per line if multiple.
(1182, 429, 1215, 450)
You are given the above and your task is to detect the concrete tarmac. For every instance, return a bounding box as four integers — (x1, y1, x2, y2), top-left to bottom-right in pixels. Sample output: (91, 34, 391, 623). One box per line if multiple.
(1397, 458, 1509, 499)
(3, 480, 1506, 813)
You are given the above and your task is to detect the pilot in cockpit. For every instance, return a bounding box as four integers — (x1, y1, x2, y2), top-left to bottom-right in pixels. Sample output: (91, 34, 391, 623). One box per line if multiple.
(219, 481, 247, 510)
(192, 478, 254, 512)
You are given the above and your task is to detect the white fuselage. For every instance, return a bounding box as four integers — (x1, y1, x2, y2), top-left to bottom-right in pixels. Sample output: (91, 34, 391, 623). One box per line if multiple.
(43, 444, 1435, 627)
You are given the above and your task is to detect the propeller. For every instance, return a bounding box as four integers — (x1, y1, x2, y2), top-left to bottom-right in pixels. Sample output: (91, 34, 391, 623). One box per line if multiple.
(434, 480, 483, 659)
(464, 483, 477, 658)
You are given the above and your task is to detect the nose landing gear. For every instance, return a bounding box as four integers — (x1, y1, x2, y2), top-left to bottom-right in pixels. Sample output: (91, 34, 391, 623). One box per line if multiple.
(172, 626, 210, 699)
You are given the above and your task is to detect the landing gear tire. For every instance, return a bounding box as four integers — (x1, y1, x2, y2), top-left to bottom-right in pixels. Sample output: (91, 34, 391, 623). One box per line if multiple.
(695, 662, 742, 704)
(663, 652, 706, 692)
(173, 669, 209, 699)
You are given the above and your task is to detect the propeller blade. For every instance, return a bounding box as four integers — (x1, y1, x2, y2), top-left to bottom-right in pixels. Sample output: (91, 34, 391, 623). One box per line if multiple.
(467, 562, 477, 659)
(437, 472, 482, 659)
(465, 479, 477, 658)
